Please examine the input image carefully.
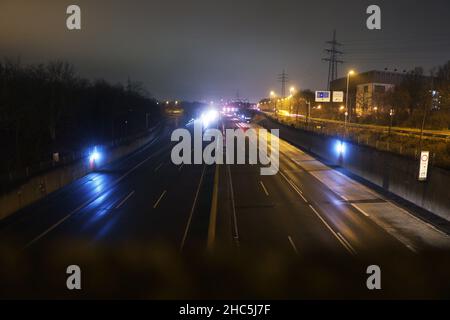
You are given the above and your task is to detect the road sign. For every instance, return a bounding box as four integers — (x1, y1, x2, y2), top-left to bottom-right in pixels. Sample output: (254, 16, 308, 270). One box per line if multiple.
(418, 151, 429, 181)
(333, 91, 344, 102)
(315, 91, 331, 102)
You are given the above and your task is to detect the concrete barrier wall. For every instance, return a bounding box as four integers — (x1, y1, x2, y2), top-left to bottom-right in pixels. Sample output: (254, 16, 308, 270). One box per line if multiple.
(0, 126, 161, 220)
(260, 117, 450, 222)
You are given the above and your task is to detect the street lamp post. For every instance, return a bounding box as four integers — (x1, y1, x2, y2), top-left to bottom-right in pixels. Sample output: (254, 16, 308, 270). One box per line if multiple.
(270, 91, 276, 113)
(289, 87, 295, 116)
(389, 109, 394, 136)
(345, 70, 355, 135)
(306, 100, 311, 126)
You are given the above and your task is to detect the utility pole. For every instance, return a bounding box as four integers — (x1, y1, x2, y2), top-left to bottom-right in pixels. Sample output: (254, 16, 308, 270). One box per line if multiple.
(419, 69, 435, 151)
(306, 100, 311, 126)
(278, 70, 288, 98)
(322, 30, 344, 90)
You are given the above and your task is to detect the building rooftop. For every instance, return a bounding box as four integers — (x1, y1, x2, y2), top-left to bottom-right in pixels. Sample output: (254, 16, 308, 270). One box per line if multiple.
(330, 70, 411, 91)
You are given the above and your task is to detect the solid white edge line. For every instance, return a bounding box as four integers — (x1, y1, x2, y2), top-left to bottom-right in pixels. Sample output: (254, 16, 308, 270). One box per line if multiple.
(279, 171, 308, 203)
(308, 204, 356, 256)
(337, 232, 357, 255)
(259, 180, 269, 196)
(351, 204, 370, 217)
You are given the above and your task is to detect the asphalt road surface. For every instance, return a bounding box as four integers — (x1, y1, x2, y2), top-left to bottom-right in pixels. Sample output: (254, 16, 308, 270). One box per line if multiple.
(1, 114, 450, 299)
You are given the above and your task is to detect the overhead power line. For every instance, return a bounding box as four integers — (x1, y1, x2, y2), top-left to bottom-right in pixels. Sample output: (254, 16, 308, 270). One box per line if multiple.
(322, 29, 344, 90)
(277, 69, 288, 98)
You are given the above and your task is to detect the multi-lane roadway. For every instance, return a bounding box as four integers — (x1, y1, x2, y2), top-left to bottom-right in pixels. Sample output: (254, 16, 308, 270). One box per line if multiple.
(1, 114, 450, 299)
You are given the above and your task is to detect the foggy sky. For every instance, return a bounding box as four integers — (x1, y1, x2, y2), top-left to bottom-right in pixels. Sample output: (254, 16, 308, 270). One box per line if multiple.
(1, 0, 449, 102)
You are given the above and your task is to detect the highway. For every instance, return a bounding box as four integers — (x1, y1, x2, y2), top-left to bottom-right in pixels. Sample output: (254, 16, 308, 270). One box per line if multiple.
(1, 114, 450, 299)
(0, 119, 215, 251)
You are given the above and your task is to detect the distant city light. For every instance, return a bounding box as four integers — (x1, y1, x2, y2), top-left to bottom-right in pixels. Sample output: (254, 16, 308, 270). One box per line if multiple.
(200, 109, 219, 127)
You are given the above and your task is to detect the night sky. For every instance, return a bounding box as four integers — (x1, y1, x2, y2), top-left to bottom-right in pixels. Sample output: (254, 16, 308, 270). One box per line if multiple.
(1, 0, 449, 102)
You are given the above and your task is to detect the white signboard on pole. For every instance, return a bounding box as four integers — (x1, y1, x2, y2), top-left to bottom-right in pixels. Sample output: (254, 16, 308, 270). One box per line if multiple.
(333, 91, 344, 102)
(418, 151, 429, 181)
(315, 91, 331, 102)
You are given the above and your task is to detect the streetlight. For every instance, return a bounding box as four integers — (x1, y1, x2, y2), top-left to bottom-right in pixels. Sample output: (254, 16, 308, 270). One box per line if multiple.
(306, 100, 311, 125)
(345, 70, 355, 132)
(270, 91, 277, 112)
(290, 87, 296, 95)
(389, 108, 394, 136)
(289, 87, 296, 116)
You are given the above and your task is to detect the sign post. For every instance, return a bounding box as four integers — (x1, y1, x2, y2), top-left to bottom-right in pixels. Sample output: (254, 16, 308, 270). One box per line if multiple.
(332, 91, 344, 103)
(418, 151, 429, 181)
(315, 91, 331, 102)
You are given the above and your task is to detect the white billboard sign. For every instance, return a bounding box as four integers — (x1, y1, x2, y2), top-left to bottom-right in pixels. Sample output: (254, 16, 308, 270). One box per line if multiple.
(418, 151, 429, 181)
(333, 91, 344, 103)
(315, 91, 331, 102)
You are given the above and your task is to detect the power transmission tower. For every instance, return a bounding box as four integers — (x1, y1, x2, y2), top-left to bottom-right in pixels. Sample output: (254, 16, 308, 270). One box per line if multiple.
(322, 30, 344, 90)
(278, 69, 288, 98)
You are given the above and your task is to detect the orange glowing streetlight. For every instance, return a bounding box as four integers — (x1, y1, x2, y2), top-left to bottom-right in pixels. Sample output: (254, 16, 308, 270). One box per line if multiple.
(345, 70, 356, 128)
